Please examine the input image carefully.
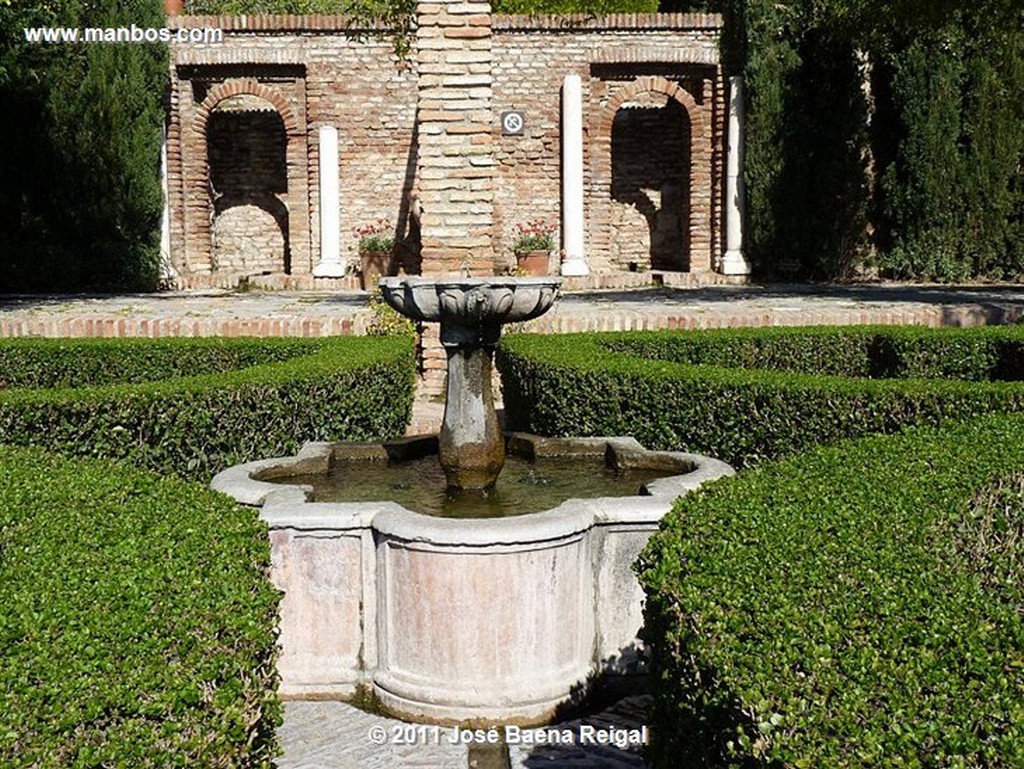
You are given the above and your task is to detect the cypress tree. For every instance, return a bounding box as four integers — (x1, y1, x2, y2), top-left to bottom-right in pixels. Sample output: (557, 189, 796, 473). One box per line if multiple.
(879, 15, 1024, 281)
(0, 0, 167, 292)
(880, 26, 969, 280)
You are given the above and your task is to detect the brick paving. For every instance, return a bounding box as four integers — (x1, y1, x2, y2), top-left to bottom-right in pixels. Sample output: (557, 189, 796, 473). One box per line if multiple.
(2, 283, 1023, 340)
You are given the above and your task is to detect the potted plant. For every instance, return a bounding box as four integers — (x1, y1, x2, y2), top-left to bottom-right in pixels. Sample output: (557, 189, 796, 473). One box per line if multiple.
(354, 219, 395, 290)
(511, 219, 557, 276)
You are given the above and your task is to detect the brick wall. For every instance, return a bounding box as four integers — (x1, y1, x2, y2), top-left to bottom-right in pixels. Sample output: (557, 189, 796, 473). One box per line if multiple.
(168, 16, 416, 285)
(491, 14, 724, 275)
(166, 11, 725, 286)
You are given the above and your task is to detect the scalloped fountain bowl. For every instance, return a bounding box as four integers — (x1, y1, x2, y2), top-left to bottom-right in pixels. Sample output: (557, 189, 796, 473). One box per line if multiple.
(379, 275, 561, 344)
(380, 276, 564, 492)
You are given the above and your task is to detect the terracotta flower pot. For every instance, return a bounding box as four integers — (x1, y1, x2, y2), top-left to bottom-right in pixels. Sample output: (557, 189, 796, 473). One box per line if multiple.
(360, 250, 393, 290)
(515, 249, 549, 276)
(165, 0, 184, 16)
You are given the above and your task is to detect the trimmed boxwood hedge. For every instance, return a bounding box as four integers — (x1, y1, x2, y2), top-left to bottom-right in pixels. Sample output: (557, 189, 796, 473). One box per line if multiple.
(0, 336, 415, 479)
(636, 414, 1024, 767)
(0, 337, 318, 390)
(0, 444, 281, 767)
(497, 326, 1024, 467)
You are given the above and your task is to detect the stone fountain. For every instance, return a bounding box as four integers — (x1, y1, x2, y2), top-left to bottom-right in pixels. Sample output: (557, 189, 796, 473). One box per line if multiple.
(378, 275, 560, 490)
(211, 276, 733, 724)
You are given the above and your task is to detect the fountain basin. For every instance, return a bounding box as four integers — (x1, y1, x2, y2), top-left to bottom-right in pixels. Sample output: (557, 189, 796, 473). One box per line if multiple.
(211, 434, 733, 724)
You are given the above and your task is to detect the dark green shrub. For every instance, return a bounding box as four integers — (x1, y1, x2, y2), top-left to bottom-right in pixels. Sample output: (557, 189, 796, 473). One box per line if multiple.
(0, 0, 167, 292)
(184, 0, 355, 12)
(637, 413, 1024, 767)
(0, 444, 281, 767)
(0, 336, 415, 479)
(494, 0, 658, 11)
(497, 327, 1024, 467)
(879, 16, 1024, 281)
(0, 337, 316, 390)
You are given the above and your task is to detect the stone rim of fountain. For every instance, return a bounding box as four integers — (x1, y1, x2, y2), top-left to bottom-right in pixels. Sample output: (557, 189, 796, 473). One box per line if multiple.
(213, 433, 734, 537)
(211, 433, 734, 723)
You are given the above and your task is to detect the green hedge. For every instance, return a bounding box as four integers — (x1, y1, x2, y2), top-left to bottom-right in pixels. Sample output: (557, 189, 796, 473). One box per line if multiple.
(637, 413, 1024, 767)
(0, 444, 281, 766)
(0, 337, 315, 390)
(497, 326, 1024, 467)
(0, 336, 415, 479)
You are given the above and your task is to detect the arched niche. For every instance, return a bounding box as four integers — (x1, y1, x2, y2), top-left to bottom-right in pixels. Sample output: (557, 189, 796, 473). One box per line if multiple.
(611, 96, 691, 271)
(187, 78, 307, 278)
(206, 96, 290, 274)
(593, 74, 713, 274)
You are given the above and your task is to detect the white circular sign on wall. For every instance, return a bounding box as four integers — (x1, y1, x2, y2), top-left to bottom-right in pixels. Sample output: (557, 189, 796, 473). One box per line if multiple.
(501, 110, 525, 136)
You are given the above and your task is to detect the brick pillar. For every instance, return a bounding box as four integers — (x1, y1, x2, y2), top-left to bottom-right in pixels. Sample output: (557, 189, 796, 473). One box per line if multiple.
(418, 322, 447, 398)
(415, 0, 495, 276)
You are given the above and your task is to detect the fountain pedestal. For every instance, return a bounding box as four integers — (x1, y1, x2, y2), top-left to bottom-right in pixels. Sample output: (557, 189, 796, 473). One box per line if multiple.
(380, 276, 561, 490)
(440, 346, 504, 489)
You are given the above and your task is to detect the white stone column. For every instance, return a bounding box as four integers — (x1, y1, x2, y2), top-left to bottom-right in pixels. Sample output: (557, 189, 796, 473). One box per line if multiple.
(560, 74, 589, 277)
(313, 125, 346, 277)
(158, 124, 178, 285)
(721, 75, 750, 275)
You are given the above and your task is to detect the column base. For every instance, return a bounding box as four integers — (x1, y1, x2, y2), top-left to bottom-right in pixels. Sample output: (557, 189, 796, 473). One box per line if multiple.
(720, 250, 750, 276)
(560, 257, 590, 277)
(313, 260, 348, 278)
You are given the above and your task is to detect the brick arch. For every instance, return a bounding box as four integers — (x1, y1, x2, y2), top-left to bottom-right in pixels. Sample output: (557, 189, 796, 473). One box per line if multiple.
(192, 79, 300, 136)
(186, 79, 306, 278)
(592, 74, 713, 273)
(598, 75, 704, 141)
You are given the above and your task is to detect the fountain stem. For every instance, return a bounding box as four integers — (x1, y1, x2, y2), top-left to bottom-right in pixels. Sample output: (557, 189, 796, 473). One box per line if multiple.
(378, 276, 561, 491)
(439, 343, 504, 490)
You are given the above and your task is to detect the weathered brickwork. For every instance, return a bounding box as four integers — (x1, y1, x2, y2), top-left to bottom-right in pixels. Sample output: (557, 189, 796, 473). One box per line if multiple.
(166, 9, 726, 287)
(168, 17, 417, 285)
(416, 0, 496, 275)
(491, 15, 724, 275)
(208, 108, 289, 273)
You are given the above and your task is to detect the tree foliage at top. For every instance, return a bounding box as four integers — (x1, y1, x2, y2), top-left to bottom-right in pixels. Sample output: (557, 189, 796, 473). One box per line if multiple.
(672, 0, 1023, 281)
(0, 0, 167, 292)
